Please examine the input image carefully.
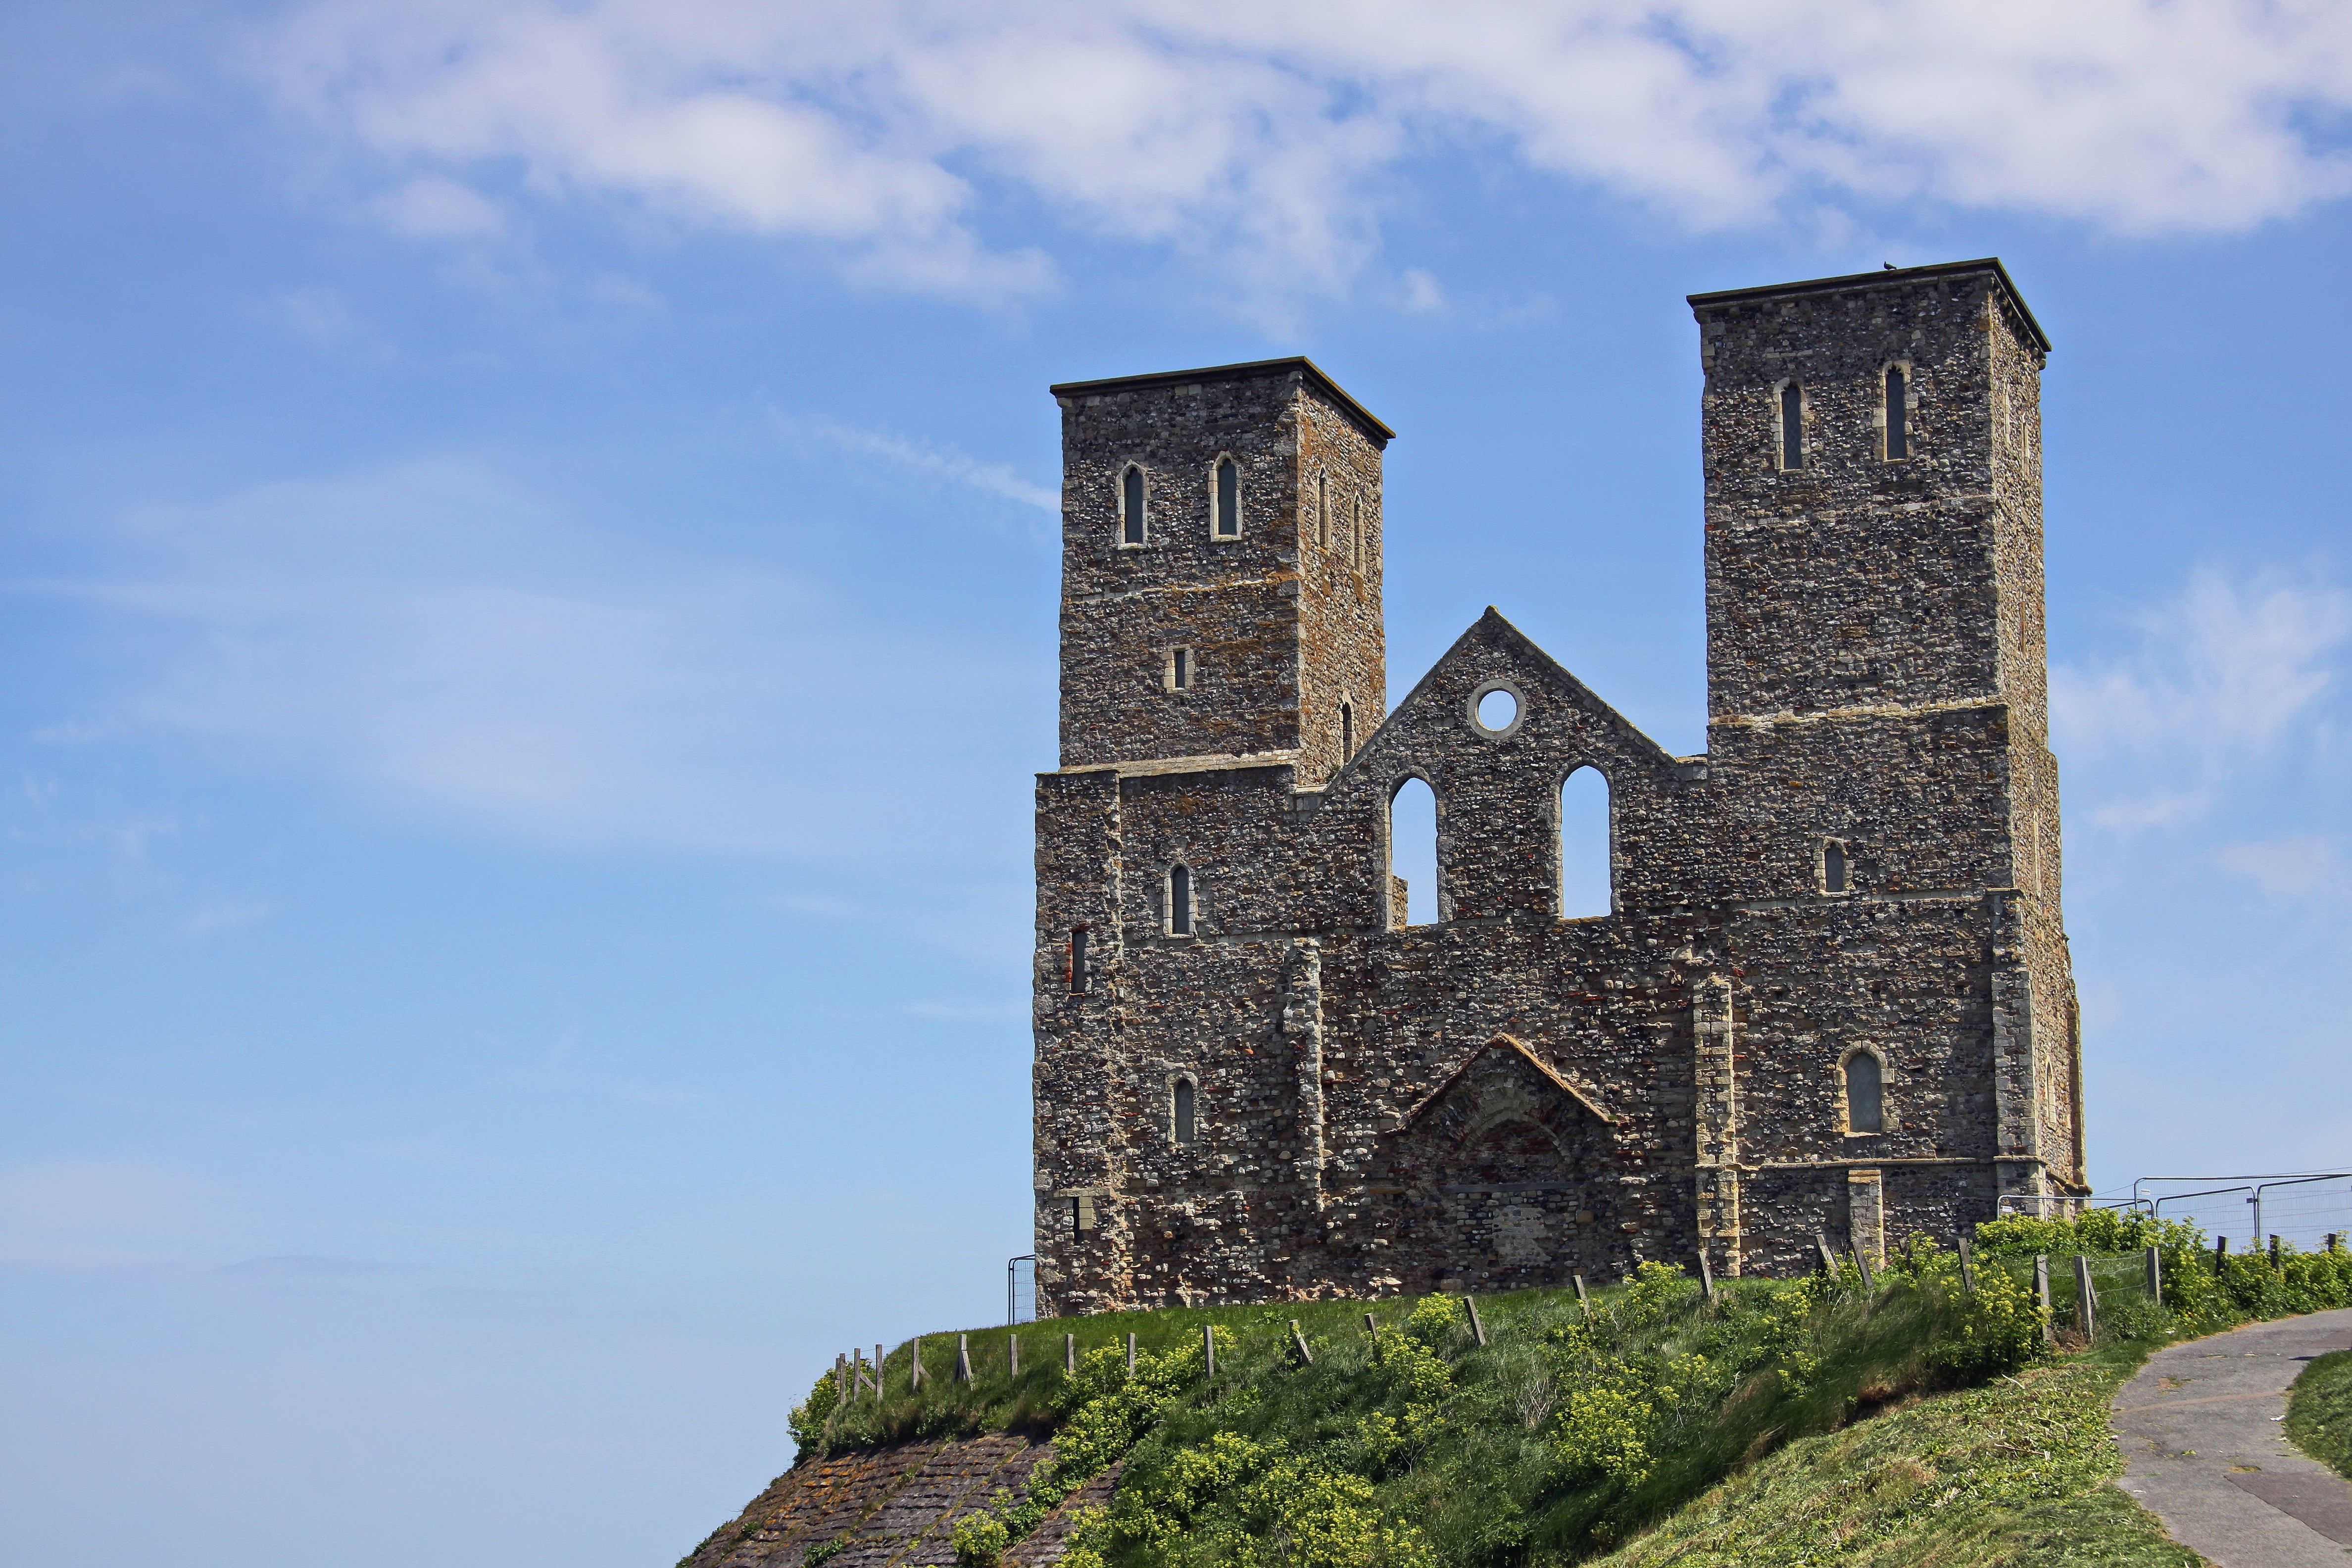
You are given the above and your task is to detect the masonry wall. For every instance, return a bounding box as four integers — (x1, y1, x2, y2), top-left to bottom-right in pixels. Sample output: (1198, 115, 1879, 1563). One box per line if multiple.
(1033, 267, 2085, 1316)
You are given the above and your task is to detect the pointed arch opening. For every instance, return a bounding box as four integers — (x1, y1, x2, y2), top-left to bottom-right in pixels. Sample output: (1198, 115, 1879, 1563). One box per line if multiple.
(1559, 766, 1612, 918)
(1389, 776, 1438, 928)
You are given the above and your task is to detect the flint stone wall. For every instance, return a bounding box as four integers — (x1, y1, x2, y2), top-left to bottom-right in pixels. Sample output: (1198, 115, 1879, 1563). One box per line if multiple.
(1033, 264, 2084, 1315)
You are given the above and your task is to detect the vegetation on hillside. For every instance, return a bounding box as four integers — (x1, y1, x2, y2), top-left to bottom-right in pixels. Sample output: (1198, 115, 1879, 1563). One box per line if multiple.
(2287, 1348, 2352, 1482)
(783, 1221, 2352, 1568)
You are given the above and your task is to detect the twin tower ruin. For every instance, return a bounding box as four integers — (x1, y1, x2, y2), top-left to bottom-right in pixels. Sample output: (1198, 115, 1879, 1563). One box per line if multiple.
(1029, 259, 2084, 1315)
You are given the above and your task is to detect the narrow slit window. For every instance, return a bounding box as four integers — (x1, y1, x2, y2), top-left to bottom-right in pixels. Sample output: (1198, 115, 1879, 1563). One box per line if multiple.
(1214, 457, 1239, 537)
(1122, 465, 1146, 544)
(1341, 702, 1355, 760)
(1351, 495, 1364, 571)
(1068, 926, 1089, 994)
(1168, 865, 1193, 935)
(1779, 382, 1805, 469)
(1884, 366, 1909, 460)
(1170, 647, 1191, 690)
(1822, 838, 1849, 894)
(1173, 1079, 1196, 1144)
(1845, 1053, 1884, 1134)
(1318, 472, 1330, 549)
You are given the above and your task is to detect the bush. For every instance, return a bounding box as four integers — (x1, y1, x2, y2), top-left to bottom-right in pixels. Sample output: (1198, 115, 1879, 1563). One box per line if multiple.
(788, 1366, 841, 1460)
(952, 1512, 1010, 1568)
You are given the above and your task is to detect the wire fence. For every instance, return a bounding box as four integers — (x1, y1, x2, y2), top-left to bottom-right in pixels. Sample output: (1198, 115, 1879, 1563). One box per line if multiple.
(2085, 1172, 2352, 1253)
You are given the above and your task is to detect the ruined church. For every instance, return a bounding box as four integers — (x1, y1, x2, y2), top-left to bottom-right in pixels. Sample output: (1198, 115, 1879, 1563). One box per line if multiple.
(1030, 259, 2084, 1315)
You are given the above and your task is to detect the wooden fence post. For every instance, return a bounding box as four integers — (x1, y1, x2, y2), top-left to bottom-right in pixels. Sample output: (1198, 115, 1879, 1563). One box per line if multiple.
(835, 1353, 848, 1400)
(1852, 1246, 1875, 1290)
(1464, 1296, 1488, 1346)
(1572, 1275, 1590, 1318)
(1958, 1237, 1977, 1293)
(1290, 1320, 1314, 1365)
(1203, 1324, 1216, 1378)
(2074, 1255, 2098, 1339)
(876, 1346, 885, 1398)
(1009, 1335, 1020, 1375)
(1065, 1332, 1077, 1373)
(955, 1334, 972, 1383)
(1697, 1251, 1716, 1302)
(1814, 1232, 1840, 1277)
(1126, 1332, 1136, 1374)
(2145, 1246, 2162, 1301)
(911, 1336, 925, 1390)
(2034, 1257, 2054, 1343)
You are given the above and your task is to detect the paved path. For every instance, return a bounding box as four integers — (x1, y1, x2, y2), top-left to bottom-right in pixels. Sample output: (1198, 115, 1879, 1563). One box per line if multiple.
(2113, 1308, 2352, 1566)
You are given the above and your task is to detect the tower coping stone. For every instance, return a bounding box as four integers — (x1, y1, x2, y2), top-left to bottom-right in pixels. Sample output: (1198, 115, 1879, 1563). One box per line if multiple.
(1048, 355, 1396, 446)
(1687, 257, 2052, 356)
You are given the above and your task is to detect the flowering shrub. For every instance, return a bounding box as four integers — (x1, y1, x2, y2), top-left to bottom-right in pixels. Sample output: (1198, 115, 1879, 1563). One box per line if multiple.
(951, 1512, 1009, 1568)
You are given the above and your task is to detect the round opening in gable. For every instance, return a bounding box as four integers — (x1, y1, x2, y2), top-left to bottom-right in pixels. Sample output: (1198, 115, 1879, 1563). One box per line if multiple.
(1473, 685, 1520, 736)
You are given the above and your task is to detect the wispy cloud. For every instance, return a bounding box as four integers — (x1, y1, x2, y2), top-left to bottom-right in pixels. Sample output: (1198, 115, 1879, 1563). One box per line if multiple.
(777, 413, 1057, 512)
(2211, 834, 2347, 899)
(186, 902, 273, 934)
(2053, 566, 2350, 829)
(257, 0, 2352, 300)
(15, 457, 1040, 860)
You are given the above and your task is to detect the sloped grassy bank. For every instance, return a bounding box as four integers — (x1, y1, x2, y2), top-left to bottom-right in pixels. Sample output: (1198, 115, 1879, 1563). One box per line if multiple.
(777, 1220, 2352, 1568)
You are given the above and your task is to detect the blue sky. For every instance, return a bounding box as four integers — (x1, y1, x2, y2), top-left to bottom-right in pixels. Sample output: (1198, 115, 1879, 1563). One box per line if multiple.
(3, 3, 2348, 1565)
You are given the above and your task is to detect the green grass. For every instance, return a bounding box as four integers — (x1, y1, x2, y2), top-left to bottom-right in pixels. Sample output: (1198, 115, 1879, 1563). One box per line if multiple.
(1592, 1342, 2198, 1568)
(2287, 1347, 2352, 1481)
(775, 1231, 2352, 1568)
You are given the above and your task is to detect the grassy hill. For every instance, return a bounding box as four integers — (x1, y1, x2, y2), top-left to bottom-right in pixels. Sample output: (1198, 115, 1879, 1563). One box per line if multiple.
(776, 1221, 2352, 1568)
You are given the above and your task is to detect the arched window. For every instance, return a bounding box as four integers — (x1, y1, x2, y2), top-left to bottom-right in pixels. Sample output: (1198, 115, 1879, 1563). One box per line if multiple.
(1388, 777, 1437, 928)
(1559, 766, 1612, 918)
(1779, 382, 1805, 470)
(1883, 365, 1910, 460)
(1844, 1052, 1884, 1134)
(1168, 864, 1193, 935)
(1214, 457, 1240, 537)
(1172, 1079, 1197, 1144)
(1340, 702, 1354, 761)
(1122, 465, 1147, 545)
(1822, 838, 1849, 894)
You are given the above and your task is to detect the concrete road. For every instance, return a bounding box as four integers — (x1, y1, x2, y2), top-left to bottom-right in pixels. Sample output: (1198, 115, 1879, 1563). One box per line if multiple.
(2113, 1308, 2352, 1567)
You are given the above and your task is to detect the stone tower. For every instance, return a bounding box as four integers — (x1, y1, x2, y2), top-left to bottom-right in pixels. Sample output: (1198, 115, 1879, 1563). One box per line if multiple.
(1689, 258, 2078, 1210)
(1031, 261, 2083, 1316)
(1048, 358, 1391, 785)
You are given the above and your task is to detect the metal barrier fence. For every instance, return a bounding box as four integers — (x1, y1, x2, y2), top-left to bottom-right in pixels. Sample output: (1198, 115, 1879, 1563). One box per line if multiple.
(2080, 1172, 2352, 1253)
(1007, 1253, 1036, 1326)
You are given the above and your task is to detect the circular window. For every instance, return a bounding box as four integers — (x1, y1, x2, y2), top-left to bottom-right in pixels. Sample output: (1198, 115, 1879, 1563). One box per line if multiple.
(1469, 681, 1524, 739)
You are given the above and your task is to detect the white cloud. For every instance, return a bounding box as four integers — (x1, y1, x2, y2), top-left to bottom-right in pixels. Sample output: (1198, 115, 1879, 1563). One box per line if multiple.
(373, 173, 506, 238)
(2053, 566, 2350, 828)
(256, 0, 2352, 297)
